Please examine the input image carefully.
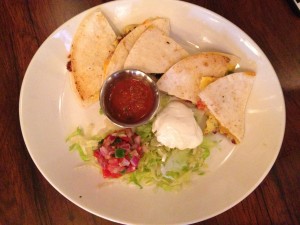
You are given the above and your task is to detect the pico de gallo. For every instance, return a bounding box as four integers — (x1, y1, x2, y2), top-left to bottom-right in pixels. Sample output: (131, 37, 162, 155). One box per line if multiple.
(93, 128, 143, 178)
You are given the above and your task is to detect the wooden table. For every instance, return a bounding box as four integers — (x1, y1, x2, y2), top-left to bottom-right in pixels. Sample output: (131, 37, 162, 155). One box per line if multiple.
(1, 0, 299, 224)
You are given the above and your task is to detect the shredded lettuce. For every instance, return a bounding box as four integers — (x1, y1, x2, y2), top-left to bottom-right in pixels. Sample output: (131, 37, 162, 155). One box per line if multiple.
(66, 122, 218, 191)
(159, 92, 171, 109)
(135, 123, 154, 142)
(192, 108, 207, 130)
(69, 143, 91, 161)
(65, 127, 83, 142)
(65, 126, 99, 162)
(124, 123, 218, 191)
(65, 124, 115, 163)
(134, 93, 170, 142)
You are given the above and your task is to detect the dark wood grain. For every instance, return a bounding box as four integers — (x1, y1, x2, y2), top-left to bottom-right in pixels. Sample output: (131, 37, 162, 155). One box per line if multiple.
(0, 0, 299, 225)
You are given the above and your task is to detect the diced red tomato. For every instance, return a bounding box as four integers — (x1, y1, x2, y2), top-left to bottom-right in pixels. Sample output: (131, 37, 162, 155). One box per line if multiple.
(196, 99, 206, 110)
(93, 128, 143, 178)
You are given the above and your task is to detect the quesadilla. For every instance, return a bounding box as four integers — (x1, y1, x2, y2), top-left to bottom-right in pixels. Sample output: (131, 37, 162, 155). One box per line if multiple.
(104, 18, 170, 79)
(157, 52, 240, 104)
(123, 27, 189, 73)
(70, 10, 117, 105)
(199, 72, 255, 143)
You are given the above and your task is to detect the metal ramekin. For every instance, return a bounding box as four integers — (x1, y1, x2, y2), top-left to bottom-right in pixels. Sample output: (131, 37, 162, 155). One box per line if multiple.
(100, 69, 160, 127)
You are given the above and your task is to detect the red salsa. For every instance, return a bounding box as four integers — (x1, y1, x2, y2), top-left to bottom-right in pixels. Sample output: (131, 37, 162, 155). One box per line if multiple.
(105, 75, 156, 124)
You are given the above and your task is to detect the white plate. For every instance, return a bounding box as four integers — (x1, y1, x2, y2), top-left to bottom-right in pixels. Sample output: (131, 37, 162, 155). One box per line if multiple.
(19, 0, 285, 224)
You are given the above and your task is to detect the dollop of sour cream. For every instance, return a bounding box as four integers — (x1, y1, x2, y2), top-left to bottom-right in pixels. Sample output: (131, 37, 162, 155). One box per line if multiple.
(152, 101, 203, 150)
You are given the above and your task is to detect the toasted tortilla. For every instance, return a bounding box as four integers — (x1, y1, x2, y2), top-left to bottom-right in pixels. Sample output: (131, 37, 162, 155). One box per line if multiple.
(199, 72, 255, 143)
(104, 18, 170, 79)
(157, 52, 240, 104)
(70, 10, 117, 105)
(124, 27, 189, 73)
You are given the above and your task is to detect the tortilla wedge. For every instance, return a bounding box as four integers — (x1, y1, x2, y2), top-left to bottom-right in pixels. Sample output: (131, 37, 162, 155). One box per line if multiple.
(157, 52, 240, 104)
(104, 18, 170, 79)
(124, 27, 189, 73)
(70, 10, 117, 105)
(199, 72, 256, 143)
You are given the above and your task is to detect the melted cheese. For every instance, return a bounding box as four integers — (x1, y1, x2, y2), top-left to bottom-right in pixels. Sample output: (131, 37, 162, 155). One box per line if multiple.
(199, 77, 218, 91)
(204, 113, 239, 144)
